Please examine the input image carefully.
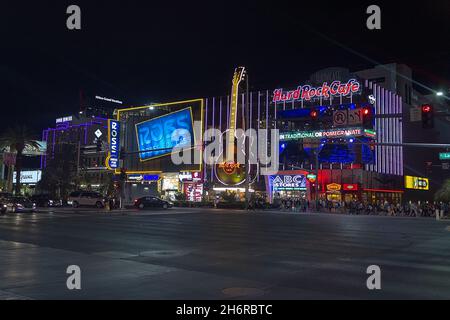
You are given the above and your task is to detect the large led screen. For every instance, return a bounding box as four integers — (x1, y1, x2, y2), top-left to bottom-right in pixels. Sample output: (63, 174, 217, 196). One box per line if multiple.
(135, 107, 195, 161)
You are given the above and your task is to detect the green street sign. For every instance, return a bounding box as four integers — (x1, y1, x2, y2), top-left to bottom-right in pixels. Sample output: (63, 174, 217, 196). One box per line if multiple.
(439, 153, 450, 160)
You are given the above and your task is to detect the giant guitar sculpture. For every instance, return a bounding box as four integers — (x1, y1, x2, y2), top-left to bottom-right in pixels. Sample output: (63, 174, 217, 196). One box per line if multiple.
(214, 67, 256, 186)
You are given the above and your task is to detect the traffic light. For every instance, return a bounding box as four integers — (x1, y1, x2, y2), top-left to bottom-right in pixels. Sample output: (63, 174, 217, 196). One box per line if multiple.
(421, 104, 434, 128)
(362, 106, 373, 128)
(309, 109, 319, 128)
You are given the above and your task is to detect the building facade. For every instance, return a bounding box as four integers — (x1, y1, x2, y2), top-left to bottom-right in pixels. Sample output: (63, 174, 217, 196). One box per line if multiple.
(115, 67, 407, 205)
(41, 115, 113, 195)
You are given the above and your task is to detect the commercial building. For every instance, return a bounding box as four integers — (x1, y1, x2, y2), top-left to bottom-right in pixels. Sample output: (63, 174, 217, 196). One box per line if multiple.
(115, 99, 203, 202)
(41, 114, 112, 194)
(114, 67, 409, 205)
(356, 63, 450, 201)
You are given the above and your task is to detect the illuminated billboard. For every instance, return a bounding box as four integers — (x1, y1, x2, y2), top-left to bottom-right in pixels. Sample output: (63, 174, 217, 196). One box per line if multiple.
(405, 176, 429, 190)
(135, 107, 194, 161)
(269, 174, 307, 191)
(117, 99, 203, 174)
(13, 170, 42, 184)
(280, 127, 375, 141)
(106, 120, 120, 169)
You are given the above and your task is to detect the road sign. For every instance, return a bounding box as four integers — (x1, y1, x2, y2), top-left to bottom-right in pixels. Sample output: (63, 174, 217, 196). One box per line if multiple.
(410, 107, 422, 122)
(439, 152, 450, 160)
(348, 108, 363, 125)
(333, 110, 347, 126)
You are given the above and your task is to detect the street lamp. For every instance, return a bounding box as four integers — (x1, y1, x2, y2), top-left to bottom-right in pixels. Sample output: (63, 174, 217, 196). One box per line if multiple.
(436, 91, 444, 97)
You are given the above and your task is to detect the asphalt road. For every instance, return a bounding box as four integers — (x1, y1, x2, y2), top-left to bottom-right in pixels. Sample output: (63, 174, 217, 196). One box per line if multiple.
(0, 207, 450, 300)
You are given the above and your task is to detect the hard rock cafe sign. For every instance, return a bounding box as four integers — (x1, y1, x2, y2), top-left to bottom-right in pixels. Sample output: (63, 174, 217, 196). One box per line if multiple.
(218, 162, 241, 175)
(273, 79, 361, 103)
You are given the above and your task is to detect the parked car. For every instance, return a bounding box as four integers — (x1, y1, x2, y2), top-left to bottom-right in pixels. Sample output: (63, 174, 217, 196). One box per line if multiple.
(30, 194, 62, 207)
(68, 191, 105, 208)
(0, 193, 12, 214)
(0, 201, 7, 214)
(134, 196, 173, 209)
(6, 197, 36, 213)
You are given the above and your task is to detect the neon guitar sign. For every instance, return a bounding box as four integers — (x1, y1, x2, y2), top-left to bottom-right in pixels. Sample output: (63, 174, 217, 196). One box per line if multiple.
(214, 67, 249, 186)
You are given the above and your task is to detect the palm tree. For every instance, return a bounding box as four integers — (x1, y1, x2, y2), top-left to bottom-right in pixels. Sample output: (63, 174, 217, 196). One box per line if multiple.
(0, 126, 40, 195)
(435, 179, 450, 203)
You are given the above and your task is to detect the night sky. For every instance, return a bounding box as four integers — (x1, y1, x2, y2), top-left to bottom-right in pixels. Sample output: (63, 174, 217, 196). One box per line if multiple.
(1, 1, 449, 135)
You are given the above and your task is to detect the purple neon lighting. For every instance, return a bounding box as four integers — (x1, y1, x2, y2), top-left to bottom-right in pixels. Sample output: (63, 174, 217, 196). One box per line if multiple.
(206, 98, 210, 180)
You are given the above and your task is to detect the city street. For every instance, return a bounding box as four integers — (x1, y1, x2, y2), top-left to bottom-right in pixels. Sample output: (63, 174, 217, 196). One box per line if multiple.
(1, 208, 450, 299)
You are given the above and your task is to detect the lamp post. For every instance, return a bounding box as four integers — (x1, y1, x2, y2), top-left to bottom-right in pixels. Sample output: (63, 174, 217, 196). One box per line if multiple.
(313, 145, 320, 210)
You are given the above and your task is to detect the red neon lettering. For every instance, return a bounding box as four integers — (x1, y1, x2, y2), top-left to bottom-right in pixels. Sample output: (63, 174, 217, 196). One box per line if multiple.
(330, 81, 339, 95)
(292, 88, 301, 100)
(301, 85, 311, 100)
(273, 89, 282, 102)
(273, 80, 360, 103)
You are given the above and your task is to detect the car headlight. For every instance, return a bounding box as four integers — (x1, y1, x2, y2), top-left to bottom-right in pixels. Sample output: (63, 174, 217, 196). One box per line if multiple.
(68, 200, 73, 205)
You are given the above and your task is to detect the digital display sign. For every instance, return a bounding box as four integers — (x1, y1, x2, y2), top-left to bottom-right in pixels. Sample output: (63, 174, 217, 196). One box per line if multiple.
(269, 174, 307, 191)
(405, 176, 429, 190)
(280, 127, 372, 141)
(13, 170, 42, 184)
(135, 107, 194, 161)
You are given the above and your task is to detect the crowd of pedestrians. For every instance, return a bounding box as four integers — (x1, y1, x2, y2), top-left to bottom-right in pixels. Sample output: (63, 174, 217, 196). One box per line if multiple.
(276, 198, 450, 218)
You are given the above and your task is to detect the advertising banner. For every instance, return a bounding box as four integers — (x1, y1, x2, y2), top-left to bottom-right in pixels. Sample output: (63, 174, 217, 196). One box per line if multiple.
(13, 170, 42, 184)
(106, 120, 120, 169)
(269, 174, 307, 191)
(405, 176, 429, 190)
(135, 107, 194, 161)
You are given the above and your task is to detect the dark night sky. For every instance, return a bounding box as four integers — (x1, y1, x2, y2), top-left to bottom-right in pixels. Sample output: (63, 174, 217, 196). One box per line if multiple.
(1, 1, 449, 135)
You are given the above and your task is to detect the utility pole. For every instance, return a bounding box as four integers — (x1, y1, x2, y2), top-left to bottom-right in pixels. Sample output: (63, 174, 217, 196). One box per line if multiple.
(314, 145, 320, 210)
(76, 141, 81, 175)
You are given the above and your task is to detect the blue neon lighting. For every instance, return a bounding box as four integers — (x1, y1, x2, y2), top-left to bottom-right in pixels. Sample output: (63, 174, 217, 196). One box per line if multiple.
(135, 108, 194, 161)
